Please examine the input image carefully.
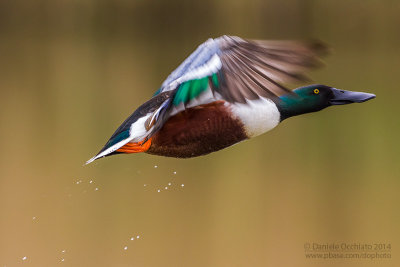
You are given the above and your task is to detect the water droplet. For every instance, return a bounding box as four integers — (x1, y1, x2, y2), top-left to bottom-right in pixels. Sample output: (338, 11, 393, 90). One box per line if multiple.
(61, 258, 65, 262)
(61, 250, 66, 253)
(89, 180, 93, 184)
(157, 189, 161, 193)
(22, 256, 27, 261)
(168, 182, 171, 186)
(136, 235, 140, 239)
(164, 187, 168, 190)
(32, 216, 36, 220)
(144, 184, 147, 187)
(130, 237, 134, 241)
(181, 184, 184, 187)
(124, 246, 128, 250)
(154, 165, 158, 168)
(173, 171, 177, 175)
(95, 188, 99, 191)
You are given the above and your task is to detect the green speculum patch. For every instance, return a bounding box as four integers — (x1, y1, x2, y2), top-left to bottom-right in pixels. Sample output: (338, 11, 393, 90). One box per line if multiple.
(211, 73, 219, 88)
(173, 76, 212, 106)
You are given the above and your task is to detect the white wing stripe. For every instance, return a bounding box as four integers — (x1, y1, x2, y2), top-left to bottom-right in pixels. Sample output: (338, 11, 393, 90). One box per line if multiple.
(167, 54, 222, 90)
(161, 38, 221, 91)
(161, 39, 214, 88)
(85, 137, 133, 165)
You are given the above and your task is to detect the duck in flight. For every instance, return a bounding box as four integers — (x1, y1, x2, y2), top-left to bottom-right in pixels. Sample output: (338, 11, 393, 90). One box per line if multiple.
(86, 35, 375, 164)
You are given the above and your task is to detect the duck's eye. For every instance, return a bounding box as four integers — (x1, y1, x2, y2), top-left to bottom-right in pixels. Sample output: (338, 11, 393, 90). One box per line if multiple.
(313, 89, 320, 94)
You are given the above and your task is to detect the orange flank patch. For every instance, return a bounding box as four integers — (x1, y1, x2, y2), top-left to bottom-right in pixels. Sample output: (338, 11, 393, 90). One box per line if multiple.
(117, 138, 152, 153)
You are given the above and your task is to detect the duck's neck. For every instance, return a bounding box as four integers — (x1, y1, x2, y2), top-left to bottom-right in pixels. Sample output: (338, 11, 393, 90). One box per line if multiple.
(277, 92, 315, 121)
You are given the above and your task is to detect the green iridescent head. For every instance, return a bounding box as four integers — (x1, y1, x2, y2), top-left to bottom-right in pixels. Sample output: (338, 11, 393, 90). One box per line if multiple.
(278, 84, 375, 121)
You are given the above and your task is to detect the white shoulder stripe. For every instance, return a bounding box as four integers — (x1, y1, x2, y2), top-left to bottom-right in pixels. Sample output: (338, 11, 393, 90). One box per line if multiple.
(146, 100, 170, 130)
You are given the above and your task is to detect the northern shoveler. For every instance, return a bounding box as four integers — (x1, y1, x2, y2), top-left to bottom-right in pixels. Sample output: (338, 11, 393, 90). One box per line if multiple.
(86, 35, 375, 164)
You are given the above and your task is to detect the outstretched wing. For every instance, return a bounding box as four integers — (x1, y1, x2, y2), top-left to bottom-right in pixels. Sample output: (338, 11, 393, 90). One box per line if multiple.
(156, 35, 327, 104)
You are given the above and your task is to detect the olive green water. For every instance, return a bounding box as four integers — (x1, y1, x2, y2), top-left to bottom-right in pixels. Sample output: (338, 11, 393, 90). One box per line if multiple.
(0, 0, 399, 266)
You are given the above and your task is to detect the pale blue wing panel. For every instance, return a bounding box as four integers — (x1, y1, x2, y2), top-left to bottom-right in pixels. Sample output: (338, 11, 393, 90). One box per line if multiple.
(160, 38, 220, 90)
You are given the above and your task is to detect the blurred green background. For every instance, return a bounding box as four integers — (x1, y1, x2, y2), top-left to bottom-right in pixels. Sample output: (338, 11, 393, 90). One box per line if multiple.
(0, 0, 399, 266)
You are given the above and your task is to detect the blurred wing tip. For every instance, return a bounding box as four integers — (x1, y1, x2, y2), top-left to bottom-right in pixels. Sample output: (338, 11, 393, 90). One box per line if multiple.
(306, 39, 331, 56)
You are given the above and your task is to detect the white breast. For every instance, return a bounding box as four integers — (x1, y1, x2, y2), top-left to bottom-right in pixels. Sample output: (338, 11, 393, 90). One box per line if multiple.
(229, 97, 281, 138)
